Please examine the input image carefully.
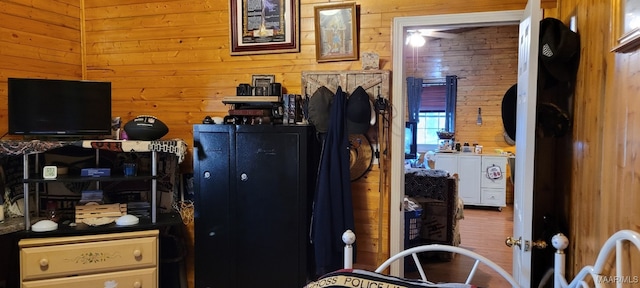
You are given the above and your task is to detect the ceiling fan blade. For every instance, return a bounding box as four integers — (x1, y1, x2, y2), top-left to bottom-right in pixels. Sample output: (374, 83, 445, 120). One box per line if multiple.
(421, 31, 458, 39)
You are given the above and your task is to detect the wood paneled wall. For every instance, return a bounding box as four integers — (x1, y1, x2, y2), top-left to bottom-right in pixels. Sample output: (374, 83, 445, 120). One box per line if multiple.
(547, 0, 640, 279)
(405, 26, 519, 152)
(8, 0, 639, 286)
(0, 0, 82, 126)
(77, 1, 531, 283)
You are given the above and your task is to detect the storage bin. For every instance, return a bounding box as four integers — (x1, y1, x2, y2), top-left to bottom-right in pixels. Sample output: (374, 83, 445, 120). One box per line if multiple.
(404, 209, 422, 271)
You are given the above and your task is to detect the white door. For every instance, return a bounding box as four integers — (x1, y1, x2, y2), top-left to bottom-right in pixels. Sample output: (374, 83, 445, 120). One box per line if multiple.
(390, 8, 538, 280)
(512, 0, 542, 286)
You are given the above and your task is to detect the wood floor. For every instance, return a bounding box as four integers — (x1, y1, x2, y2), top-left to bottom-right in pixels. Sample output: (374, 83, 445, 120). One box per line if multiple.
(406, 204, 515, 287)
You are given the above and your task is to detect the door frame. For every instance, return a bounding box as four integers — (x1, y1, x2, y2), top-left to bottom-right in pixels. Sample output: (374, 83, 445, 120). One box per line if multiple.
(390, 10, 525, 277)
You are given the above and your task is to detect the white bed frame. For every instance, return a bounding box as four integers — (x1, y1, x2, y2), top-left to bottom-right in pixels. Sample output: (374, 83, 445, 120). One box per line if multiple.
(341, 229, 640, 288)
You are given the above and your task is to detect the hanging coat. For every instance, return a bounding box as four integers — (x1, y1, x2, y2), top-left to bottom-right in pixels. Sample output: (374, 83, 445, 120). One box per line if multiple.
(311, 86, 355, 276)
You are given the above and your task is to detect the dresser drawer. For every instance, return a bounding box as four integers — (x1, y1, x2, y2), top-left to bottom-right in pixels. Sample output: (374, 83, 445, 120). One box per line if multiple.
(481, 188, 506, 207)
(20, 230, 158, 281)
(22, 267, 157, 288)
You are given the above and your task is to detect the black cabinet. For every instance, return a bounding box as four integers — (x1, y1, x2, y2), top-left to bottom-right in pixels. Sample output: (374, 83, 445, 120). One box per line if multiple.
(193, 124, 318, 288)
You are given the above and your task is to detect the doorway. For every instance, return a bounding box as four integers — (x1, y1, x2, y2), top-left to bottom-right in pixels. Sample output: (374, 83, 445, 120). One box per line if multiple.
(389, 10, 525, 277)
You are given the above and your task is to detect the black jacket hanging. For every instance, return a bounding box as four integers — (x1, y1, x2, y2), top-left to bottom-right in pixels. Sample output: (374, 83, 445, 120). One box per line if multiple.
(311, 86, 356, 276)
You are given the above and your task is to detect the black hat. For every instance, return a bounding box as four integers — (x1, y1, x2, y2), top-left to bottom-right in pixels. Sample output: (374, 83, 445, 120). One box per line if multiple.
(501, 84, 517, 144)
(539, 18, 580, 83)
(308, 86, 334, 133)
(347, 86, 372, 134)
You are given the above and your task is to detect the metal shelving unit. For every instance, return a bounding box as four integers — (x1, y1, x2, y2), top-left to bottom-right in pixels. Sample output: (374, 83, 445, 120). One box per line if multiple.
(21, 149, 159, 231)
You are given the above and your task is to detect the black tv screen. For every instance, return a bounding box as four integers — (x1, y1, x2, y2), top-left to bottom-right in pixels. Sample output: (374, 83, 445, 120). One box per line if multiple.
(405, 121, 417, 159)
(8, 78, 112, 137)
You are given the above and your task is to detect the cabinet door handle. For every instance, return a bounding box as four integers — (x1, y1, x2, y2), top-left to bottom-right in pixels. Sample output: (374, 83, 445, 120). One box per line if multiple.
(39, 258, 48, 268)
(133, 249, 142, 257)
(240, 173, 248, 181)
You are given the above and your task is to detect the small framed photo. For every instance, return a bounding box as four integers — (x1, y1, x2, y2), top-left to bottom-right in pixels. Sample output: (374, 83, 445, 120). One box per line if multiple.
(314, 2, 358, 62)
(252, 74, 275, 95)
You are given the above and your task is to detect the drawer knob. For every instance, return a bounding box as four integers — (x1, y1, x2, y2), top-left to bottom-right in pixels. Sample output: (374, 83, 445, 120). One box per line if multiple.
(133, 249, 142, 257)
(133, 281, 142, 288)
(39, 258, 49, 267)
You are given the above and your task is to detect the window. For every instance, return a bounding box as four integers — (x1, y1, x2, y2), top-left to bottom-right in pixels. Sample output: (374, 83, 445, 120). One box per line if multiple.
(416, 111, 446, 150)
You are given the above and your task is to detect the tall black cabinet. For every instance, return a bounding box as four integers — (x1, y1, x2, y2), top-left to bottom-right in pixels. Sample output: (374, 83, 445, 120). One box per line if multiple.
(193, 124, 318, 288)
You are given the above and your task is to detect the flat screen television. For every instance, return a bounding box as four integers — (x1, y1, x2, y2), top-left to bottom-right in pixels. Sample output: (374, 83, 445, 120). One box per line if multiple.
(405, 121, 417, 159)
(8, 78, 112, 137)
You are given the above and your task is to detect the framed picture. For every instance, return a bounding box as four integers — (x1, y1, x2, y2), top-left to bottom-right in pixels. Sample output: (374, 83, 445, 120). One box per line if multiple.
(612, 0, 640, 52)
(229, 0, 300, 55)
(252, 74, 275, 95)
(314, 2, 358, 62)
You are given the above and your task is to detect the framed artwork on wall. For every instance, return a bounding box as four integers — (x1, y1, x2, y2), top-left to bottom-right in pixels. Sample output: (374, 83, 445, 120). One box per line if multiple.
(612, 0, 640, 52)
(314, 2, 358, 62)
(229, 0, 300, 55)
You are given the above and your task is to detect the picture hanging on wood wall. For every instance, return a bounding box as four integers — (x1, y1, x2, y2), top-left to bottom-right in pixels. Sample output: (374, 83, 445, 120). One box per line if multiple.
(229, 0, 300, 55)
(314, 2, 358, 62)
(612, 0, 640, 52)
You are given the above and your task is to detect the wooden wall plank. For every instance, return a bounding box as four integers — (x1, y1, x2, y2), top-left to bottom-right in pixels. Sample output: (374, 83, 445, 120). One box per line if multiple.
(0, 5, 80, 40)
(84, 0, 225, 19)
(0, 0, 82, 115)
(2, 0, 80, 25)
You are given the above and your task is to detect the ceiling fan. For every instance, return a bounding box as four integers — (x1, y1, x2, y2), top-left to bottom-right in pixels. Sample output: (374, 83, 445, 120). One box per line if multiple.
(408, 29, 459, 39)
(405, 28, 458, 47)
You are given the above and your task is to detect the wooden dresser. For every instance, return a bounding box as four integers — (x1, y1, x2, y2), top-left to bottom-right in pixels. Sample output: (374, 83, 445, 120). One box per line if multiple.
(19, 230, 158, 288)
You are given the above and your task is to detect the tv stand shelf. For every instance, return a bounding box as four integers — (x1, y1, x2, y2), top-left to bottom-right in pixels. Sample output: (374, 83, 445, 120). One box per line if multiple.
(23, 174, 158, 182)
(0, 139, 187, 231)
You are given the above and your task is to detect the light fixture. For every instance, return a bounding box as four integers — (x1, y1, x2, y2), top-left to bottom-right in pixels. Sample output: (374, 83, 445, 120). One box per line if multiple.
(406, 32, 425, 47)
(476, 107, 483, 126)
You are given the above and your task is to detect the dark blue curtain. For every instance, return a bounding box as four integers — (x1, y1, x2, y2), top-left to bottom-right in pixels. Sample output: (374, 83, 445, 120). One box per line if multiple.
(406, 77, 423, 123)
(444, 75, 458, 132)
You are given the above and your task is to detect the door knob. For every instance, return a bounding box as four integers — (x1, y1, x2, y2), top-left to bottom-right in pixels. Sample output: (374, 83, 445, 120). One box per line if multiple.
(531, 239, 548, 249)
(505, 236, 522, 249)
(506, 236, 548, 251)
